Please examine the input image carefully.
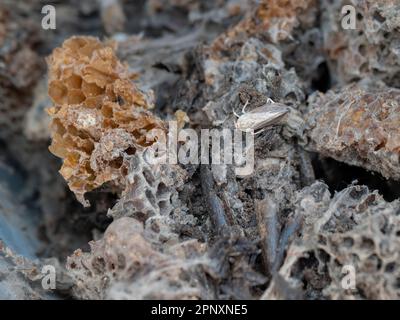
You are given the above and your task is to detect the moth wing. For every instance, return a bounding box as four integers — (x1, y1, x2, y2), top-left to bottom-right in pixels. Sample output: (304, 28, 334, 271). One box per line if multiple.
(236, 112, 262, 131)
(246, 104, 289, 130)
(249, 104, 289, 115)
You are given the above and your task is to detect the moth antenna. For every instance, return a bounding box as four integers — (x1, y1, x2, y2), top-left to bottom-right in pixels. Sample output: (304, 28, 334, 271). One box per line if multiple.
(233, 109, 241, 118)
(254, 128, 267, 135)
(242, 100, 249, 113)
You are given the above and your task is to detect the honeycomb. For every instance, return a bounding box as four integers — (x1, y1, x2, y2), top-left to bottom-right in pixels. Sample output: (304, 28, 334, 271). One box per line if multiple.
(321, 0, 400, 87)
(304, 83, 400, 180)
(256, 0, 316, 43)
(208, 0, 316, 59)
(47, 36, 166, 206)
(67, 217, 206, 299)
(202, 0, 316, 93)
(107, 147, 188, 223)
(67, 216, 265, 299)
(277, 182, 400, 299)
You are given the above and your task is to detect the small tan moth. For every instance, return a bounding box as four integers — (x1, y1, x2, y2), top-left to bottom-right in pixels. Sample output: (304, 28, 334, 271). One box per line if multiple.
(234, 99, 289, 135)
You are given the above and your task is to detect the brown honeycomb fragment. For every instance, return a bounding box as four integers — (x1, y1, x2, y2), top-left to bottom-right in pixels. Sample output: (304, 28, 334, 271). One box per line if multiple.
(201, 0, 316, 93)
(304, 83, 400, 180)
(47, 36, 166, 206)
(208, 0, 316, 59)
(256, 0, 316, 42)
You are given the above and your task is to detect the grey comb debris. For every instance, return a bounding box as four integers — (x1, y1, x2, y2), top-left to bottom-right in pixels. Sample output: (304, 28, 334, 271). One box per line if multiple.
(1, 0, 400, 301)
